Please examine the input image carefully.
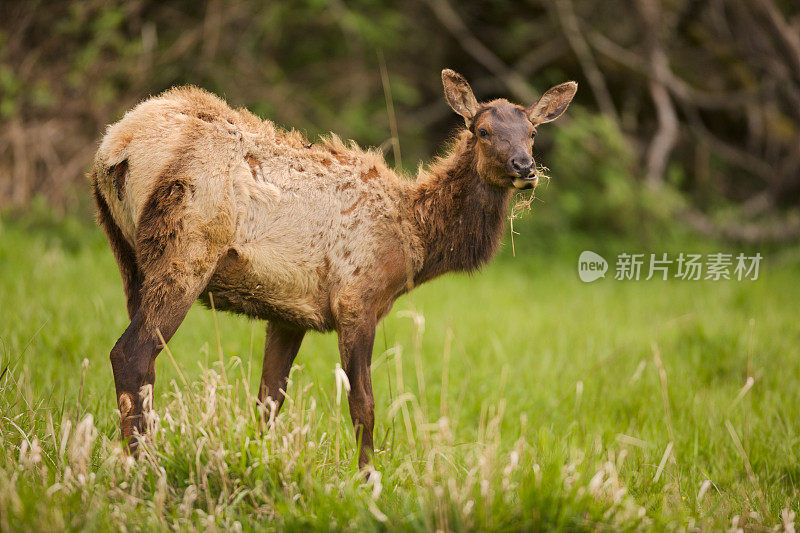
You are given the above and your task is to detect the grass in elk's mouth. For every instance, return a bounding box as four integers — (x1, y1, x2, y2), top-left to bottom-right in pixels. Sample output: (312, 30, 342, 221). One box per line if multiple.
(509, 166, 549, 256)
(1, 214, 800, 530)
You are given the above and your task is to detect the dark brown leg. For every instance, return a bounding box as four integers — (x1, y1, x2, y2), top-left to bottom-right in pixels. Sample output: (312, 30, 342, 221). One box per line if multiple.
(337, 319, 377, 469)
(110, 306, 182, 448)
(111, 255, 224, 450)
(258, 322, 305, 418)
(113, 231, 228, 448)
(104, 160, 236, 452)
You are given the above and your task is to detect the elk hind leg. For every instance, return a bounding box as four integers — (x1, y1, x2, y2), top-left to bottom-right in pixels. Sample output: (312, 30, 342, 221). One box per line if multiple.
(112, 262, 223, 450)
(112, 177, 232, 451)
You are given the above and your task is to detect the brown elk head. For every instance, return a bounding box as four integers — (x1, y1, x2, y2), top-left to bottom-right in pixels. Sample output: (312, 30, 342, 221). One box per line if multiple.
(442, 69, 577, 190)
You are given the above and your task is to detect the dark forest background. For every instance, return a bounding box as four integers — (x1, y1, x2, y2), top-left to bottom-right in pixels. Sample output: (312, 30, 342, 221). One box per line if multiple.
(1, 0, 798, 243)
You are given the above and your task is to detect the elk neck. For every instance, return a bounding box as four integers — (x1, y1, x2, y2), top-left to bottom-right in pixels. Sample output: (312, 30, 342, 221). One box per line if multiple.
(408, 130, 512, 285)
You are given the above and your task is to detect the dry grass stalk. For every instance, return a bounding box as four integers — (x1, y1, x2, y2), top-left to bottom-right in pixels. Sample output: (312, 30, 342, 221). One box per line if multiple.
(509, 165, 550, 256)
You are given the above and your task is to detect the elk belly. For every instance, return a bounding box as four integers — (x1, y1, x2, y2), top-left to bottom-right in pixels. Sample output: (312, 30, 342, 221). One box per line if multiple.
(201, 242, 333, 331)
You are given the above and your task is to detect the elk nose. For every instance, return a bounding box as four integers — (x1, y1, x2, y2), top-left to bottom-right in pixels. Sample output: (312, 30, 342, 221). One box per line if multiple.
(509, 156, 534, 177)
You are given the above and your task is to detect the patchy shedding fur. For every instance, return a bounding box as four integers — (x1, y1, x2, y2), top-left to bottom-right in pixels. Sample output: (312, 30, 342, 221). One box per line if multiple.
(92, 74, 577, 468)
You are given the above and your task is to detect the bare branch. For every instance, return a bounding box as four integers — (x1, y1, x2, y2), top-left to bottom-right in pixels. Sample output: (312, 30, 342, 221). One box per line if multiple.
(682, 208, 800, 243)
(588, 31, 756, 109)
(683, 112, 773, 183)
(423, 0, 537, 102)
(513, 37, 568, 77)
(548, 0, 621, 124)
(636, 0, 679, 189)
(644, 79, 679, 189)
(751, 0, 800, 86)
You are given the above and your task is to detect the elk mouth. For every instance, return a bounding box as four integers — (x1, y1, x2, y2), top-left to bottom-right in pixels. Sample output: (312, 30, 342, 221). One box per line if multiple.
(511, 175, 538, 190)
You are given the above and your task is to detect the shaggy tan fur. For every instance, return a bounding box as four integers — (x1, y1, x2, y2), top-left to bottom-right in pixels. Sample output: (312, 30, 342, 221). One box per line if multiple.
(92, 72, 577, 468)
(96, 86, 420, 331)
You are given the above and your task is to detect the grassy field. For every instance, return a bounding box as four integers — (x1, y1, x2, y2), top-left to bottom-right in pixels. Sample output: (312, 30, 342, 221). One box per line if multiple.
(1, 210, 799, 531)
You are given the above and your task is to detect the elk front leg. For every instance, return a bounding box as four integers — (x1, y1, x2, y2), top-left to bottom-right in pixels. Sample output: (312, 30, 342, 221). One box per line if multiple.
(258, 322, 305, 420)
(337, 319, 377, 469)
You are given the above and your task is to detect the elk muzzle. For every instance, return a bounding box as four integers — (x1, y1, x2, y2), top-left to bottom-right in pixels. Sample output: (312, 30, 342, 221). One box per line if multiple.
(508, 153, 537, 189)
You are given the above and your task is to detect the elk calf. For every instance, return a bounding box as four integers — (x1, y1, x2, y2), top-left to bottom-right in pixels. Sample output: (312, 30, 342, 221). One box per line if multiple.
(92, 70, 576, 468)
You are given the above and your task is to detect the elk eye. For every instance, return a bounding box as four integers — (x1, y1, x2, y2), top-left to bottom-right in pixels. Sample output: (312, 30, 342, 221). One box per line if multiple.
(531, 130, 537, 138)
(477, 128, 489, 138)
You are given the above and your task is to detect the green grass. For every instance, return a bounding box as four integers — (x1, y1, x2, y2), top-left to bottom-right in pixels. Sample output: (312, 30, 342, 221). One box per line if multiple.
(1, 210, 799, 531)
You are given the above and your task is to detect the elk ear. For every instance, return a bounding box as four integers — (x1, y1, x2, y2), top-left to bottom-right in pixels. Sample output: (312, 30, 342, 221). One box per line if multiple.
(527, 81, 578, 125)
(442, 69, 478, 127)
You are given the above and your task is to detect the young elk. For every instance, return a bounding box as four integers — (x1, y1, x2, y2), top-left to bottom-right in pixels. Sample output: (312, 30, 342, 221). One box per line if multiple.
(92, 69, 576, 469)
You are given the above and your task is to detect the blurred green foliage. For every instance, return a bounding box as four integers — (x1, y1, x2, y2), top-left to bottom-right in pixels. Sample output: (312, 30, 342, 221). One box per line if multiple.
(537, 110, 684, 240)
(1, 0, 798, 243)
